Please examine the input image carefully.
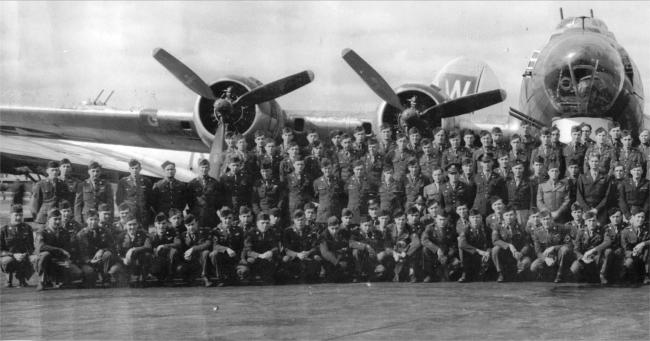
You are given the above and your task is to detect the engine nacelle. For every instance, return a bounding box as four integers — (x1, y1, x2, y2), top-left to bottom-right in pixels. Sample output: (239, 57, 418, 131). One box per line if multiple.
(375, 83, 448, 135)
(193, 75, 287, 147)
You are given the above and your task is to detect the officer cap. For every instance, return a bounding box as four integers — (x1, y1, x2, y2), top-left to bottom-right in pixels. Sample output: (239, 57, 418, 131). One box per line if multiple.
(118, 203, 130, 212)
(168, 208, 182, 218)
(160, 160, 174, 169)
(359, 215, 371, 224)
(446, 163, 460, 174)
(414, 196, 425, 205)
(60, 158, 72, 165)
(257, 213, 270, 221)
(47, 208, 61, 219)
(567, 158, 580, 167)
(269, 208, 281, 217)
(293, 209, 305, 219)
(320, 158, 332, 168)
(47, 161, 60, 169)
(540, 127, 552, 136)
(98, 203, 111, 212)
(341, 208, 353, 217)
(125, 215, 138, 224)
(88, 161, 101, 169)
(154, 213, 167, 223)
(220, 206, 233, 217)
(327, 216, 340, 226)
(184, 214, 196, 224)
(128, 159, 141, 167)
(239, 206, 251, 215)
(86, 209, 98, 217)
(479, 153, 494, 163)
(367, 199, 379, 209)
(10, 204, 23, 214)
(59, 200, 72, 210)
(198, 158, 210, 167)
(491, 127, 503, 134)
(303, 202, 316, 211)
(512, 160, 525, 168)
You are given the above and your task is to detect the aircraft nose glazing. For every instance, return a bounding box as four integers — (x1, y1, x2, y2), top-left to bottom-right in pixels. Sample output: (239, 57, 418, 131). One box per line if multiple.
(539, 34, 625, 118)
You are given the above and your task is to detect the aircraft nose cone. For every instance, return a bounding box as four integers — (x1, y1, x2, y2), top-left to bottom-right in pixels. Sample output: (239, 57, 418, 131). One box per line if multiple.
(538, 34, 625, 117)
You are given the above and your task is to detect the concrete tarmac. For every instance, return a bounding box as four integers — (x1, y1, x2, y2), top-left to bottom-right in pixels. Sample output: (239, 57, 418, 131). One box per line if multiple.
(1, 281, 648, 340)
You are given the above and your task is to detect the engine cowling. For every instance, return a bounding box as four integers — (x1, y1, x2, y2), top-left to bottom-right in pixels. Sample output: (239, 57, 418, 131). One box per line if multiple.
(193, 75, 287, 147)
(375, 83, 448, 135)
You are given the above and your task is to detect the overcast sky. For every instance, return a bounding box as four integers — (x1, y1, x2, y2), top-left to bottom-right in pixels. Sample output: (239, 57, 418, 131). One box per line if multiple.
(1, 1, 648, 114)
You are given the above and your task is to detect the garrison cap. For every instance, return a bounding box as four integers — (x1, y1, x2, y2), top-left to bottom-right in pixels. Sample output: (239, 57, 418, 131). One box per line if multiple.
(128, 159, 141, 167)
(547, 162, 560, 170)
(10, 204, 23, 213)
(47, 161, 60, 169)
(533, 156, 545, 164)
(567, 158, 580, 167)
(60, 158, 72, 165)
(359, 215, 371, 224)
(47, 209, 61, 218)
(86, 209, 98, 217)
(98, 203, 111, 212)
(125, 215, 138, 224)
(239, 206, 251, 215)
(88, 161, 101, 169)
(161, 160, 175, 169)
(184, 214, 196, 224)
(512, 160, 525, 168)
(118, 203, 130, 212)
(327, 216, 340, 226)
(168, 208, 182, 218)
(59, 200, 72, 210)
(445, 163, 460, 174)
(406, 206, 419, 215)
(154, 213, 167, 223)
(198, 158, 210, 167)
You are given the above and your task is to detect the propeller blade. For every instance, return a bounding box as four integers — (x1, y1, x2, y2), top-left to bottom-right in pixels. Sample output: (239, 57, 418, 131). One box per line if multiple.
(341, 48, 404, 111)
(233, 70, 315, 107)
(153, 48, 217, 100)
(420, 89, 507, 120)
(208, 122, 227, 179)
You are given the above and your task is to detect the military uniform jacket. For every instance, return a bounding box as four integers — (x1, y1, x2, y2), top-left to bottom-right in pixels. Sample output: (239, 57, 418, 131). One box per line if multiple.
(615, 147, 645, 175)
(457, 220, 489, 253)
(573, 227, 605, 255)
(485, 213, 503, 234)
(536, 180, 571, 214)
(152, 177, 188, 216)
(279, 157, 297, 183)
(618, 178, 650, 218)
(506, 178, 534, 210)
(349, 227, 388, 253)
(530, 145, 564, 174)
(509, 149, 530, 175)
(362, 153, 384, 190)
(472, 146, 497, 168)
(0, 223, 34, 255)
(252, 179, 286, 215)
(319, 228, 351, 264)
(74, 178, 114, 223)
(386, 224, 419, 256)
(639, 143, 650, 180)
(63, 219, 84, 234)
(59, 175, 81, 206)
(33, 178, 71, 224)
(243, 229, 278, 260)
(421, 223, 458, 255)
(219, 171, 253, 207)
(576, 172, 612, 211)
(76, 226, 115, 262)
(337, 149, 358, 183)
(258, 153, 282, 180)
(620, 225, 649, 252)
(584, 144, 616, 173)
(422, 182, 443, 204)
(286, 172, 313, 212)
(346, 175, 372, 210)
(387, 148, 416, 181)
(563, 141, 588, 171)
(212, 224, 245, 254)
(115, 175, 152, 212)
(313, 176, 343, 223)
(188, 175, 224, 227)
(282, 226, 319, 256)
(419, 153, 442, 181)
(472, 171, 507, 215)
(404, 174, 429, 208)
(172, 229, 213, 253)
(441, 181, 470, 214)
(441, 147, 472, 170)
(492, 223, 531, 251)
(378, 178, 405, 214)
(531, 225, 568, 257)
(35, 226, 75, 259)
(602, 223, 626, 250)
(116, 230, 151, 258)
(148, 228, 177, 249)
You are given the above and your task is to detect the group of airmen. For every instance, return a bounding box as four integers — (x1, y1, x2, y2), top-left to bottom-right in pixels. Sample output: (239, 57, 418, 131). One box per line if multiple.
(1, 121, 649, 290)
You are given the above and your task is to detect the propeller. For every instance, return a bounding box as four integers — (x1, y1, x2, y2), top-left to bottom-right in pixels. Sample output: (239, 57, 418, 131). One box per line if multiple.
(208, 118, 227, 179)
(342, 48, 507, 127)
(233, 70, 314, 107)
(341, 48, 404, 111)
(152, 48, 217, 100)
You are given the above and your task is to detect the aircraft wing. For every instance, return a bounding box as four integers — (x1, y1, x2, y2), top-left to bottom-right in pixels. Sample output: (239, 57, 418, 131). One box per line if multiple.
(0, 135, 199, 182)
(0, 105, 208, 152)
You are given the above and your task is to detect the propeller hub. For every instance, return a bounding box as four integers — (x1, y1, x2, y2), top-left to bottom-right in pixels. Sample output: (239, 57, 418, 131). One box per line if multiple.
(213, 98, 234, 122)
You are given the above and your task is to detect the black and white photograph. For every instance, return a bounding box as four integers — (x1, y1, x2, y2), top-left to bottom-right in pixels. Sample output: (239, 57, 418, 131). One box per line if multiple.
(1, 1, 649, 340)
